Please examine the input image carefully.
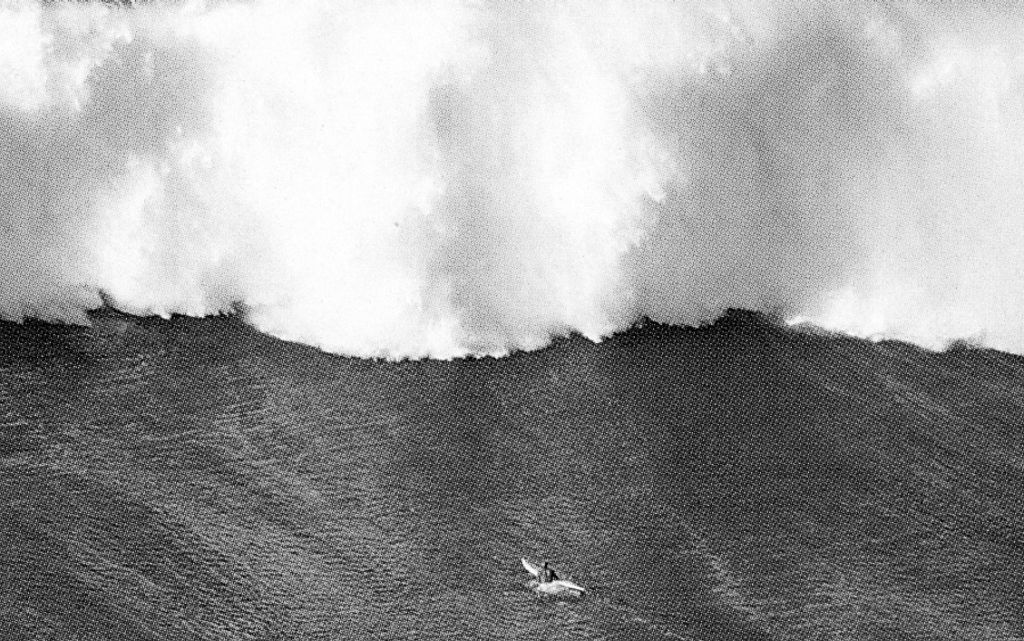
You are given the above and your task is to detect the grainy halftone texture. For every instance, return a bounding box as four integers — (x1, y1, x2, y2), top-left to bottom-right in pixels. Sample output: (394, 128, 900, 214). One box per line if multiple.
(1, 311, 1022, 640)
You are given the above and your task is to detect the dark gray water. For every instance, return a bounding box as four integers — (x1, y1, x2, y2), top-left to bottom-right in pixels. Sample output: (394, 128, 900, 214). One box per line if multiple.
(1, 311, 1023, 640)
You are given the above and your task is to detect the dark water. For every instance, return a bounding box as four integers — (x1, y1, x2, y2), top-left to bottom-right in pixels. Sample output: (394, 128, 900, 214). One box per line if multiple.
(1, 310, 1023, 640)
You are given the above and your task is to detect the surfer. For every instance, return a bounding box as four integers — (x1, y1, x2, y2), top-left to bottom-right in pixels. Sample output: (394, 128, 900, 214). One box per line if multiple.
(522, 557, 585, 594)
(540, 561, 559, 583)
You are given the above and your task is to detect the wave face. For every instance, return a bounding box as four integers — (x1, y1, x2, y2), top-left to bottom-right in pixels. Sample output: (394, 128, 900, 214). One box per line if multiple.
(1, 0, 1023, 358)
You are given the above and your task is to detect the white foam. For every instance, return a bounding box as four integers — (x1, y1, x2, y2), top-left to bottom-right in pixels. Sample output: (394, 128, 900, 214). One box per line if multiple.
(1, 0, 1023, 358)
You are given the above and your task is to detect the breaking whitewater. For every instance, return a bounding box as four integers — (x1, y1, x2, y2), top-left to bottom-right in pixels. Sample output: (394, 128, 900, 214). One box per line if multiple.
(2, 0, 1024, 359)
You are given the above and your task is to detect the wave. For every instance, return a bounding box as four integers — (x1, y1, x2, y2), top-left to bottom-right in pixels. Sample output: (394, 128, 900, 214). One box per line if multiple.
(1, 0, 1023, 358)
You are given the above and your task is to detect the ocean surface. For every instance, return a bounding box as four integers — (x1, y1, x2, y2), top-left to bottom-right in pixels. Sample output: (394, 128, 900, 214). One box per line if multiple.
(1, 310, 1022, 640)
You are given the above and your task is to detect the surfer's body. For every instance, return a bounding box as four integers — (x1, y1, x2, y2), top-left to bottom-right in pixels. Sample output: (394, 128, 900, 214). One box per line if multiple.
(539, 561, 559, 583)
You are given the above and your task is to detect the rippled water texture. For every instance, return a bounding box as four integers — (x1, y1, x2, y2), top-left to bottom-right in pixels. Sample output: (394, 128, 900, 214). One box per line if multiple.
(1, 311, 1023, 640)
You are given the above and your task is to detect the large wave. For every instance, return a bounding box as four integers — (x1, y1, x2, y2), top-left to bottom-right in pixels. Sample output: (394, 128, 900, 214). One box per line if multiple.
(1, 0, 1022, 358)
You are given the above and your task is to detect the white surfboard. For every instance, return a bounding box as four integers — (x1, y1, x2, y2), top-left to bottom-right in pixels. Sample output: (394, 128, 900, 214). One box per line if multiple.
(521, 557, 541, 578)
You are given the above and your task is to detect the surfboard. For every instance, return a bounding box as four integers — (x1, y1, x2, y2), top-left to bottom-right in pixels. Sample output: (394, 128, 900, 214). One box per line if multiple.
(521, 557, 541, 578)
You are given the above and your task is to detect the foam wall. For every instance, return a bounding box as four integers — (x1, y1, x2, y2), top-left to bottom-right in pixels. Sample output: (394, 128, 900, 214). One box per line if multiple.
(1, 0, 1022, 358)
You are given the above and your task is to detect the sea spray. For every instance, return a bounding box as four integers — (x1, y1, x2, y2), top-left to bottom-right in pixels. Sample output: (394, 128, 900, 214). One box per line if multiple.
(1, 0, 1022, 358)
